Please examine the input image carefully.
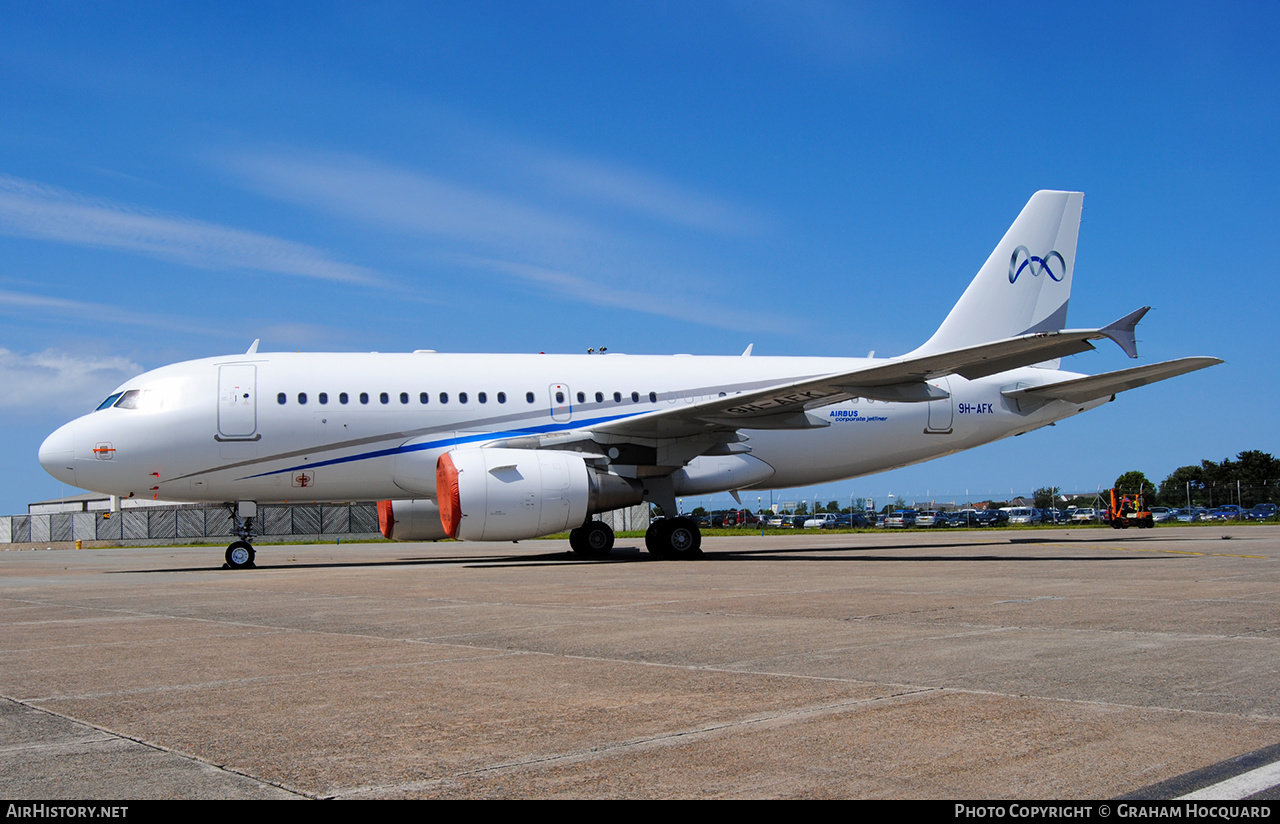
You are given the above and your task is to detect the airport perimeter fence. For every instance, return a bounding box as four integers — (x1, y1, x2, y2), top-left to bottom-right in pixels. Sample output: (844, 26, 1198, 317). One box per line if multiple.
(0, 501, 651, 546)
(0, 502, 383, 545)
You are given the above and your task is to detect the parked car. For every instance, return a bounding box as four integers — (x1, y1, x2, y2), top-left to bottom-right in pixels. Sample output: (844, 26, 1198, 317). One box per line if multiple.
(1175, 507, 1209, 522)
(803, 513, 838, 528)
(1148, 506, 1174, 523)
(1002, 507, 1039, 525)
(972, 509, 1009, 527)
(884, 509, 918, 528)
(1208, 505, 1244, 521)
(1246, 503, 1279, 521)
(822, 513, 873, 529)
(915, 510, 949, 527)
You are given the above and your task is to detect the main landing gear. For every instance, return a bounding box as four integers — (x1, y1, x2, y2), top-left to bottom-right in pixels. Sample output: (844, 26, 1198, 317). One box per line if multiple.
(224, 502, 258, 569)
(645, 517, 702, 559)
(569, 520, 615, 557)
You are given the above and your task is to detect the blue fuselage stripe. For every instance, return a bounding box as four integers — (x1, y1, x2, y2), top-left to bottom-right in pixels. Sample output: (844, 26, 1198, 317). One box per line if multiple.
(236, 411, 642, 480)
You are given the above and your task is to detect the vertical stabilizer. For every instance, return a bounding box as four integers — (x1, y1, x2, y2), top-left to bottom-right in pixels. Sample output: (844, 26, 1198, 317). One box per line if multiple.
(911, 190, 1083, 355)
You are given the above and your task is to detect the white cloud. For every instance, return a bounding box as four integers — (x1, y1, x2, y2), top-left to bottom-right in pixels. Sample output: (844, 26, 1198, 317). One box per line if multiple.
(0, 175, 382, 286)
(0, 287, 227, 337)
(219, 145, 796, 332)
(227, 145, 768, 242)
(455, 255, 784, 334)
(529, 152, 771, 235)
(0, 348, 142, 412)
(225, 151, 592, 249)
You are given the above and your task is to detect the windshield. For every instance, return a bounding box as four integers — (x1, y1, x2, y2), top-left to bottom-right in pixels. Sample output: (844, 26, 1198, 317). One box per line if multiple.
(95, 392, 124, 411)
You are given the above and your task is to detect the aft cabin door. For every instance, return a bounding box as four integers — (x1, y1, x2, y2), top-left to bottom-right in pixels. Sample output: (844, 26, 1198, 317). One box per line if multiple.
(925, 377, 953, 434)
(217, 364, 258, 439)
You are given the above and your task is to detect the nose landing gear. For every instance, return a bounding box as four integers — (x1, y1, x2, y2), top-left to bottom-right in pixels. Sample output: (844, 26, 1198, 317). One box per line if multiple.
(225, 540, 256, 569)
(223, 501, 258, 569)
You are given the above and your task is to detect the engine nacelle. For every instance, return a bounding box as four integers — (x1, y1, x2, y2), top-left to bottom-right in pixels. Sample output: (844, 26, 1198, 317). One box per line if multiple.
(437, 448, 642, 541)
(378, 499, 448, 541)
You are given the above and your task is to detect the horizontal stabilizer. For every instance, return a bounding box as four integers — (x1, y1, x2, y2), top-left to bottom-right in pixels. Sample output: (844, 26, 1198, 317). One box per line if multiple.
(1002, 357, 1222, 405)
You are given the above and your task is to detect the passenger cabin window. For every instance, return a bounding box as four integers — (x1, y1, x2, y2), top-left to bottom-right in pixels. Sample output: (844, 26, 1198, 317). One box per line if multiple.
(497, 392, 506, 404)
(526, 392, 535, 403)
(440, 392, 448, 404)
(400, 392, 409, 404)
(478, 392, 487, 404)
(419, 392, 429, 404)
(360, 392, 369, 404)
(595, 392, 603, 403)
(631, 391, 639, 403)
(319, 392, 328, 404)
(613, 392, 621, 403)
(380, 392, 389, 404)
(577, 391, 585, 403)
(340, 392, 349, 404)
(277, 393, 287, 405)
(459, 392, 468, 404)
(298, 392, 307, 405)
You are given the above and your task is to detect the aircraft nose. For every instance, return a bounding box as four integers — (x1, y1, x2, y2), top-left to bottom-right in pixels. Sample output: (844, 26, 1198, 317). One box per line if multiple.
(39, 422, 77, 485)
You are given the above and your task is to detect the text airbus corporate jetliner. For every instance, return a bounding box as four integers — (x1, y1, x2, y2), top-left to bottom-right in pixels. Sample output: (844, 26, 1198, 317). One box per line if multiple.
(40, 191, 1220, 568)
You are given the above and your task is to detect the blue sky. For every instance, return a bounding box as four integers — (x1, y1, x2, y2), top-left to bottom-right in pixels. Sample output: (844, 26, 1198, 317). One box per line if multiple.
(4, 1, 1276, 514)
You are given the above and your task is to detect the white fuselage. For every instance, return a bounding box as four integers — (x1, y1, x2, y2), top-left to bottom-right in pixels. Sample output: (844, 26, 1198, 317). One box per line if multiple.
(39, 351, 1104, 506)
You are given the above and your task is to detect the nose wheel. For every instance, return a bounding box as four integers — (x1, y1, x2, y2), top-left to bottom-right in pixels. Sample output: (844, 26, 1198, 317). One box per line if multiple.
(223, 502, 258, 569)
(225, 541, 256, 569)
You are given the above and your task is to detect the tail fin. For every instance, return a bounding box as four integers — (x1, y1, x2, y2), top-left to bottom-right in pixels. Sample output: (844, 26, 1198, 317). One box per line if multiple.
(912, 190, 1084, 356)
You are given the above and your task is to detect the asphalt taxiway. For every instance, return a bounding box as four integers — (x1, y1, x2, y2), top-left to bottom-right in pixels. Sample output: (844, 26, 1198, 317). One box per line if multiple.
(2, 525, 1278, 799)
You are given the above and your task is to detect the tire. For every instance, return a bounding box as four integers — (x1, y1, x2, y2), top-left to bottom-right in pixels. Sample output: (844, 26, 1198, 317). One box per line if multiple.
(647, 517, 701, 559)
(645, 521, 668, 557)
(225, 541, 255, 569)
(572, 521, 614, 557)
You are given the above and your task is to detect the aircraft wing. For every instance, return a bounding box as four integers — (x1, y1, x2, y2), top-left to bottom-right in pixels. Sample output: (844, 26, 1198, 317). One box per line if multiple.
(582, 309, 1155, 442)
(1001, 357, 1223, 406)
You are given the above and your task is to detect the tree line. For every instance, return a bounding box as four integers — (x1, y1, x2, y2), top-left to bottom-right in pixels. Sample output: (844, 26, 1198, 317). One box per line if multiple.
(1109, 450, 1279, 509)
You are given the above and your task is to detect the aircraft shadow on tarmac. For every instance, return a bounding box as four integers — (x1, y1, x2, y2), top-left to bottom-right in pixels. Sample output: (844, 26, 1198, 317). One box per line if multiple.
(111, 540, 1167, 574)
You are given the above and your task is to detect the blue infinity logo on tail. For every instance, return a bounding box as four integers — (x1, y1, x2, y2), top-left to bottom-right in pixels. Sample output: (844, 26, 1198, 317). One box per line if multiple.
(1009, 246, 1066, 283)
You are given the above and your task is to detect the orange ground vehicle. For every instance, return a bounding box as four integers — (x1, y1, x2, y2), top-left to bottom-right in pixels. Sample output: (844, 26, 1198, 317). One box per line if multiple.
(1108, 488, 1154, 529)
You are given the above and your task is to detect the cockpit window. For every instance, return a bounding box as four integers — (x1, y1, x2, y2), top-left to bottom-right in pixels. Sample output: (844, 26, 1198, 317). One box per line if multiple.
(113, 390, 143, 409)
(112, 389, 164, 411)
(95, 393, 124, 411)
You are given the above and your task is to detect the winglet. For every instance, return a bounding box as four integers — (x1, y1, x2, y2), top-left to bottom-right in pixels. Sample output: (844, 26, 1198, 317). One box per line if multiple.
(1100, 307, 1149, 359)
(246, 339, 260, 355)
(741, 344, 753, 357)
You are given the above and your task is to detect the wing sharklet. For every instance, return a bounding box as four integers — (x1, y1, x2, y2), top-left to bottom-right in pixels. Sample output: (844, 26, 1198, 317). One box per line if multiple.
(1098, 306, 1150, 359)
